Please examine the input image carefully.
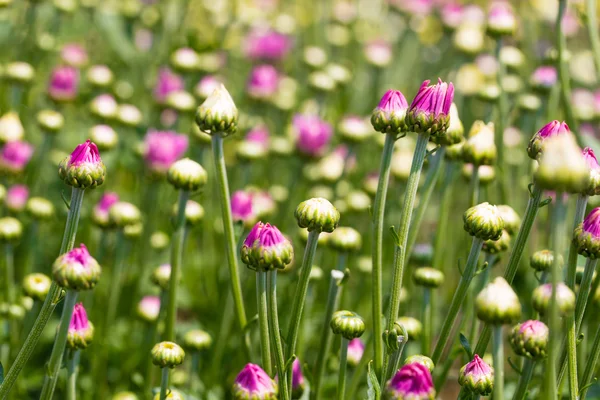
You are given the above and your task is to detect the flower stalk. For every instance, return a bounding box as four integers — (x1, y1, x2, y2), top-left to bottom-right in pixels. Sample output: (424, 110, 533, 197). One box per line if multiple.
(267, 270, 289, 400)
(337, 338, 349, 400)
(256, 270, 272, 375)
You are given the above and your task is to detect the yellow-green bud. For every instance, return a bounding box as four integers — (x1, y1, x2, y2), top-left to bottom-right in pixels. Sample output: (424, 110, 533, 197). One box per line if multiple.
(167, 158, 207, 192)
(150, 231, 170, 251)
(26, 197, 55, 220)
(0, 217, 23, 243)
(151, 264, 171, 291)
(36, 110, 64, 134)
(482, 229, 511, 255)
(295, 197, 340, 233)
(535, 134, 590, 193)
(462, 121, 496, 166)
(475, 277, 521, 325)
(530, 250, 561, 272)
(463, 202, 504, 241)
(532, 283, 575, 316)
(413, 267, 444, 288)
(195, 84, 238, 137)
(23, 273, 52, 301)
(327, 226, 362, 252)
(395, 316, 422, 340)
(52, 245, 101, 291)
(404, 355, 434, 372)
(330, 310, 366, 340)
(172, 200, 204, 227)
(109, 201, 141, 227)
(496, 205, 520, 235)
(151, 341, 185, 368)
(183, 329, 213, 351)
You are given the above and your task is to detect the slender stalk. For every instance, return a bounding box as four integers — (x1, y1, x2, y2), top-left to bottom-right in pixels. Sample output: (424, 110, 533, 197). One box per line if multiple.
(4, 244, 16, 356)
(422, 288, 432, 355)
(159, 367, 169, 400)
(267, 270, 289, 400)
(556, 0, 579, 136)
(337, 338, 349, 400)
(164, 190, 190, 341)
(494, 38, 508, 204)
(66, 350, 80, 400)
(106, 231, 128, 329)
(470, 166, 479, 207)
(371, 132, 396, 376)
(433, 161, 458, 271)
(347, 334, 372, 396)
(256, 270, 272, 375)
(285, 230, 320, 395)
(0, 187, 86, 399)
(492, 325, 504, 400)
(586, 0, 600, 78)
(580, 322, 600, 399)
(431, 237, 484, 364)
(39, 290, 79, 400)
(312, 253, 347, 399)
(211, 135, 248, 334)
(512, 359, 536, 400)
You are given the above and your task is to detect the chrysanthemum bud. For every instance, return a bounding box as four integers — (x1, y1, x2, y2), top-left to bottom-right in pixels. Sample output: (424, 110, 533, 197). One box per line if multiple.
(395, 316, 422, 340)
(327, 226, 362, 253)
(0, 140, 34, 176)
(385, 363, 436, 400)
(413, 267, 444, 288)
(527, 120, 570, 160)
(170, 47, 201, 72)
(172, 200, 204, 227)
(151, 231, 170, 251)
(67, 303, 94, 350)
(91, 192, 119, 229)
(462, 164, 496, 186)
(26, 197, 55, 220)
(476, 277, 521, 325)
(112, 391, 139, 400)
(446, 138, 465, 161)
(433, 103, 463, 146)
(0, 217, 23, 243)
(0, 112, 24, 144)
(330, 310, 366, 340)
(462, 121, 496, 166)
(123, 222, 143, 239)
(509, 320, 549, 360)
(58, 140, 106, 189)
(151, 264, 171, 291)
(496, 205, 520, 235)
(486, 2, 516, 37)
(371, 90, 409, 135)
(463, 202, 504, 241)
(347, 338, 365, 367)
(535, 133, 590, 193)
(89, 125, 118, 152)
(458, 354, 494, 395)
(410, 244, 434, 266)
(183, 329, 212, 351)
(231, 191, 255, 226)
(151, 341, 185, 368)
(4, 62, 35, 84)
(574, 207, 600, 259)
(143, 130, 189, 177)
(582, 147, 600, 196)
(89, 94, 118, 120)
(167, 158, 207, 192)
(195, 84, 238, 137)
(233, 363, 278, 400)
(152, 390, 183, 400)
(136, 295, 161, 323)
(36, 110, 64, 134)
(23, 273, 52, 301)
(339, 115, 372, 144)
(530, 249, 561, 272)
(532, 283, 575, 316)
(482, 229, 511, 254)
(109, 201, 141, 228)
(116, 104, 143, 127)
(166, 90, 196, 113)
(52, 244, 101, 291)
(405, 78, 455, 138)
(530, 66, 557, 93)
(292, 114, 333, 158)
(241, 222, 294, 270)
(86, 65, 114, 88)
(404, 355, 434, 372)
(48, 66, 79, 102)
(295, 197, 340, 233)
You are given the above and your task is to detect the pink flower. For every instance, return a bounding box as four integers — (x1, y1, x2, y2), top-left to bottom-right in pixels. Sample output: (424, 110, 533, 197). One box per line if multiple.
(92, 192, 119, 226)
(5, 184, 29, 212)
(243, 221, 265, 247)
(48, 66, 79, 102)
(63, 244, 95, 268)
(461, 354, 493, 381)
(232, 363, 277, 398)
(153, 68, 184, 104)
(518, 319, 549, 337)
(61, 44, 88, 68)
(347, 338, 365, 366)
(231, 191, 254, 223)
(531, 66, 557, 90)
(487, 2, 516, 34)
(246, 125, 270, 151)
(293, 114, 333, 157)
(582, 207, 600, 239)
(244, 28, 292, 61)
(364, 40, 393, 67)
(67, 303, 94, 349)
(441, 3, 464, 29)
(195, 75, 222, 99)
(247, 65, 279, 99)
(143, 131, 189, 174)
(537, 120, 570, 139)
(291, 359, 304, 392)
(376, 90, 409, 114)
(137, 295, 161, 321)
(0, 141, 34, 173)
(69, 303, 91, 333)
(69, 140, 102, 166)
(385, 362, 436, 399)
(583, 147, 600, 171)
(409, 78, 454, 120)
(459, 354, 494, 395)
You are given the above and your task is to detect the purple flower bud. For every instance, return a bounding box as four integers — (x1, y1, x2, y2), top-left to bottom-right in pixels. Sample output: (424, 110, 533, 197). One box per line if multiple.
(247, 65, 279, 100)
(71, 139, 102, 166)
(371, 90, 409, 134)
(92, 192, 119, 228)
(59, 140, 106, 188)
(574, 207, 600, 258)
(293, 114, 333, 157)
(244, 28, 292, 61)
(583, 147, 600, 196)
(137, 295, 161, 323)
(232, 363, 278, 400)
(347, 338, 365, 367)
(143, 130, 189, 176)
(67, 302, 94, 349)
(364, 40, 393, 67)
(530, 66, 557, 91)
(195, 75, 222, 99)
(48, 66, 79, 102)
(231, 191, 254, 223)
(527, 120, 570, 159)
(241, 222, 293, 270)
(6, 184, 29, 212)
(406, 78, 455, 137)
(153, 68, 184, 104)
(0, 141, 34, 174)
(486, 2, 516, 37)
(291, 359, 305, 397)
(385, 362, 436, 400)
(532, 283, 575, 316)
(246, 125, 270, 149)
(53, 244, 102, 291)
(441, 3, 464, 29)
(459, 354, 494, 395)
(509, 319, 549, 360)
(61, 44, 88, 68)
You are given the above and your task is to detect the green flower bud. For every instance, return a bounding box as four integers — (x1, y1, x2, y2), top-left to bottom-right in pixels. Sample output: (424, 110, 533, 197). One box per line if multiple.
(476, 277, 521, 325)
(496, 205, 520, 235)
(482, 229, 511, 255)
(151, 341, 185, 368)
(395, 316, 422, 340)
(23, 273, 52, 301)
(67, 303, 94, 350)
(463, 202, 504, 241)
(183, 329, 213, 351)
(52, 244, 101, 291)
(109, 201, 141, 227)
(0, 184, 5, 203)
(517, 93, 542, 113)
(153, 389, 184, 400)
(151, 264, 171, 291)
(295, 197, 340, 233)
(89, 125, 118, 152)
(573, 208, 600, 259)
(309, 265, 323, 280)
(345, 190, 371, 213)
(433, 103, 464, 146)
(509, 320, 549, 360)
(338, 116, 372, 144)
(413, 267, 444, 288)
(532, 283, 575, 316)
(167, 158, 207, 192)
(112, 392, 139, 400)
(462, 164, 496, 186)
(327, 226, 362, 252)
(535, 134, 590, 193)
(459, 354, 494, 396)
(150, 231, 170, 251)
(410, 244, 434, 266)
(166, 91, 196, 113)
(0, 217, 23, 243)
(530, 250, 561, 272)
(58, 140, 106, 189)
(86, 65, 114, 88)
(330, 310, 366, 340)
(404, 355, 434, 372)
(123, 222, 143, 239)
(26, 197, 55, 220)
(172, 200, 204, 227)
(0, 112, 24, 144)
(462, 121, 497, 166)
(170, 48, 201, 73)
(308, 71, 336, 92)
(195, 84, 238, 137)
(116, 104, 143, 127)
(236, 140, 268, 162)
(36, 110, 64, 134)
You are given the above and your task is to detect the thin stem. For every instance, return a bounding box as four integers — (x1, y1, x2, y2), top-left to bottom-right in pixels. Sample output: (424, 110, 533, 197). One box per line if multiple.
(211, 135, 248, 334)
(66, 350, 80, 400)
(164, 189, 190, 341)
(422, 288, 432, 355)
(433, 161, 458, 271)
(492, 325, 504, 400)
(512, 359, 536, 400)
(347, 334, 372, 396)
(470, 166, 480, 207)
(431, 237, 484, 364)
(159, 367, 169, 400)
(337, 338, 349, 400)
(312, 253, 347, 399)
(586, 0, 600, 78)
(256, 270, 272, 376)
(285, 230, 320, 396)
(580, 322, 600, 399)
(106, 231, 128, 329)
(371, 132, 396, 376)
(39, 290, 79, 400)
(267, 270, 289, 400)
(494, 38, 508, 204)
(556, 0, 579, 137)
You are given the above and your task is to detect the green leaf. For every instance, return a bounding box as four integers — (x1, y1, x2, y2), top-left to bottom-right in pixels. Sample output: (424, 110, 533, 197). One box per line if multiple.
(61, 191, 71, 210)
(367, 361, 381, 400)
(459, 333, 473, 359)
(284, 355, 297, 374)
(507, 357, 522, 375)
(580, 377, 597, 392)
(243, 315, 259, 334)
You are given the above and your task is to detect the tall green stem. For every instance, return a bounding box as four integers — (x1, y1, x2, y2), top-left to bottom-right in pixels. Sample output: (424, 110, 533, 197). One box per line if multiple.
(211, 135, 248, 334)
(494, 38, 508, 204)
(0, 187, 85, 399)
(66, 350, 80, 400)
(371, 132, 396, 375)
(580, 322, 600, 399)
(312, 253, 347, 399)
(512, 359, 536, 400)
(285, 230, 320, 396)
(337, 338, 349, 400)
(492, 325, 504, 400)
(267, 270, 289, 400)
(470, 166, 480, 207)
(164, 190, 189, 341)
(556, 0, 578, 136)
(422, 288, 432, 355)
(586, 0, 600, 78)
(431, 237, 483, 364)
(256, 270, 272, 376)
(39, 290, 79, 400)
(432, 161, 458, 271)
(106, 231, 128, 330)
(159, 367, 169, 400)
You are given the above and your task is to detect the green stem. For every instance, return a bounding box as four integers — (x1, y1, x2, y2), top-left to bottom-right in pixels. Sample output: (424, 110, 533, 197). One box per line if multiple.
(556, 0, 579, 137)
(580, 322, 600, 399)
(586, 0, 600, 78)
(470, 165, 480, 207)
(211, 135, 248, 334)
(492, 325, 504, 400)
(494, 38, 508, 204)
(285, 230, 320, 396)
(267, 270, 289, 400)
(433, 161, 458, 271)
(4, 244, 15, 306)
(0, 187, 86, 399)
(159, 367, 169, 400)
(406, 146, 446, 258)
(256, 270, 272, 376)
(66, 350, 80, 400)
(347, 334, 372, 396)
(431, 237, 484, 364)
(312, 253, 347, 400)
(106, 231, 128, 329)
(337, 338, 349, 400)
(39, 290, 79, 400)
(164, 190, 190, 341)
(422, 288, 432, 356)
(512, 359, 536, 400)
(371, 132, 396, 376)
